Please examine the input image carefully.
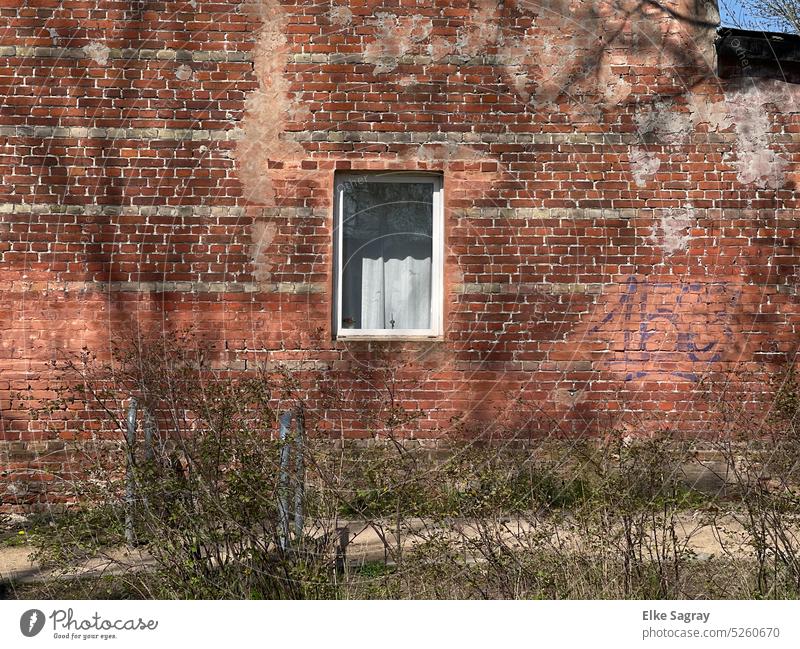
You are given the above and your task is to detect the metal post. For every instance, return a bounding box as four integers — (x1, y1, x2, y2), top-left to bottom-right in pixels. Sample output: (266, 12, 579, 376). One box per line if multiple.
(143, 408, 154, 464)
(278, 410, 292, 551)
(335, 526, 349, 573)
(125, 398, 138, 546)
(294, 408, 305, 540)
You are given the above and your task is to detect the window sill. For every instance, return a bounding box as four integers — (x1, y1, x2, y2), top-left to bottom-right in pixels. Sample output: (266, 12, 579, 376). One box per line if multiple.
(335, 331, 443, 342)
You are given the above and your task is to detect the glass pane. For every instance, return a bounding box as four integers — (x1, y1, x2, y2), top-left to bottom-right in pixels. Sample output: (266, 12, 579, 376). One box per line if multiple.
(341, 181, 434, 330)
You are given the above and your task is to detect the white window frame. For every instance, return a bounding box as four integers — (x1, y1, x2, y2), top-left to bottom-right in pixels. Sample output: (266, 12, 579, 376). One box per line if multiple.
(333, 172, 443, 340)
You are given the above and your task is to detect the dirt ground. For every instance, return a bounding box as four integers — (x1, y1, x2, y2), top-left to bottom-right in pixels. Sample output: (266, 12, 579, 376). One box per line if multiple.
(0, 512, 753, 586)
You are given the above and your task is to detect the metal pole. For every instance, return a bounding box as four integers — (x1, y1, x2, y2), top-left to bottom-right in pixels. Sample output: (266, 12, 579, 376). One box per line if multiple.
(294, 407, 304, 539)
(144, 408, 154, 464)
(125, 398, 138, 546)
(335, 526, 349, 573)
(278, 410, 292, 551)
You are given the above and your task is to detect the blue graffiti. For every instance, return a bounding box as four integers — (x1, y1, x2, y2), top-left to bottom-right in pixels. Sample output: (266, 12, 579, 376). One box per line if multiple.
(590, 277, 739, 382)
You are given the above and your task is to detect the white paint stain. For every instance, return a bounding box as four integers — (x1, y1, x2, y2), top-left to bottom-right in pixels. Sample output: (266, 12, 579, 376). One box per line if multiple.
(250, 220, 278, 283)
(83, 41, 111, 66)
(629, 147, 661, 187)
(236, 0, 305, 206)
(455, 0, 501, 57)
(638, 81, 796, 190)
(364, 13, 432, 74)
(329, 5, 352, 26)
(720, 84, 791, 189)
(397, 74, 417, 87)
(650, 207, 693, 255)
(597, 59, 631, 107)
(635, 100, 693, 145)
(176, 64, 193, 81)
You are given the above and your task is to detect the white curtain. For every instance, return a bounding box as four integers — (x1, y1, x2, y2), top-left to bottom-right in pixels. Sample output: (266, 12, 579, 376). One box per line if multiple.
(361, 251, 431, 330)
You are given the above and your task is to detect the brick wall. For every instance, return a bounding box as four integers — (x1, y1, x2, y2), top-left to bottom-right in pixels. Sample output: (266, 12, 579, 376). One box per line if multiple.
(2, 0, 800, 509)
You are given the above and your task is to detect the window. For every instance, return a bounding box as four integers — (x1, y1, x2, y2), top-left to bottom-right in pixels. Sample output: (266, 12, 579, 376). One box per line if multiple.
(334, 172, 443, 339)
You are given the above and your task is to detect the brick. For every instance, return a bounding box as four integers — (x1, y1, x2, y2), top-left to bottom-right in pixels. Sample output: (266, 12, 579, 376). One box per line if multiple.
(1, 0, 799, 509)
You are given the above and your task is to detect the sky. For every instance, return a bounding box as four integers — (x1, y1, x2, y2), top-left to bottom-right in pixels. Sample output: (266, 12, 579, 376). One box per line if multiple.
(718, 0, 788, 31)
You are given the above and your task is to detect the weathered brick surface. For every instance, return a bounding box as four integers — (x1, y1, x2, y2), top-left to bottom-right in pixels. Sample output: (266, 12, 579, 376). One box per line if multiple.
(2, 0, 800, 509)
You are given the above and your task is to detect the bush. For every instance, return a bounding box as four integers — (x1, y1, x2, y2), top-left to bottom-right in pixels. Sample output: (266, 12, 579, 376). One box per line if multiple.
(22, 335, 800, 600)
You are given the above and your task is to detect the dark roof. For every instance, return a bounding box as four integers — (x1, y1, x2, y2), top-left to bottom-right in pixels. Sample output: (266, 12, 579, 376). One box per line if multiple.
(716, 27, 800, 83)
